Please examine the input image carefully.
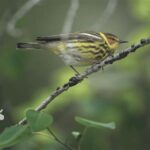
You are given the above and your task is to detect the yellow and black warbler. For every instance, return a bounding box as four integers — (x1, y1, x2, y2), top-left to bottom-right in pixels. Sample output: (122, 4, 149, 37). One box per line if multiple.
(17, 31, 127, 72)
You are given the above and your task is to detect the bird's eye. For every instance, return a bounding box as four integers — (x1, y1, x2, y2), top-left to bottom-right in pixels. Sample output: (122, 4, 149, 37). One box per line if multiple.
(108, 38, 115, 45)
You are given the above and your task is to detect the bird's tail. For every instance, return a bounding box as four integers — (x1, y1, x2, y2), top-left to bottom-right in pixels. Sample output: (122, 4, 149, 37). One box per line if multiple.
(17, 42, 42, 49)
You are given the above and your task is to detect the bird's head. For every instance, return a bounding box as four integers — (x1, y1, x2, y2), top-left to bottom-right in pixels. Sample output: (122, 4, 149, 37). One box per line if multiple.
(99, 32, 128, 50)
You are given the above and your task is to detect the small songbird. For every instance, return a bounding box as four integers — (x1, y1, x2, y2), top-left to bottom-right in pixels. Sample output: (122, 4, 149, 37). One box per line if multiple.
(17, 31, 127, 73)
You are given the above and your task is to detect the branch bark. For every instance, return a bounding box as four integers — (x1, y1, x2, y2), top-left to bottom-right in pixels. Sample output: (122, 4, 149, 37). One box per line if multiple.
(19, 37, 150, 125)
(6, 0, 43, 37)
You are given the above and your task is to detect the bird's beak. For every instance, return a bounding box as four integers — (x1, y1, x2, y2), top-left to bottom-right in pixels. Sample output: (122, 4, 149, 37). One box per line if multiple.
(119, 40, 128, 44)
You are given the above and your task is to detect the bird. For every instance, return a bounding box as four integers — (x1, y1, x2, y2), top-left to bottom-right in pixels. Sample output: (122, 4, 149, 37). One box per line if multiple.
(17, 31, 127, 74)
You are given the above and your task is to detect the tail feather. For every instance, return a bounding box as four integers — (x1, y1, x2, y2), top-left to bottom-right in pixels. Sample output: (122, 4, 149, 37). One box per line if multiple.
(17, 42, 41, 49)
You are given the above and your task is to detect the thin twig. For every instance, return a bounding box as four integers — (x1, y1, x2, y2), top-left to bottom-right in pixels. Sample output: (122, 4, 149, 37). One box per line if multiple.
(91, 0, 118, 30)
(6, 0, 43, 37)
(62, 0, 79, 34)
(19, 38, 150, 125)
(47, 128, 74, 150)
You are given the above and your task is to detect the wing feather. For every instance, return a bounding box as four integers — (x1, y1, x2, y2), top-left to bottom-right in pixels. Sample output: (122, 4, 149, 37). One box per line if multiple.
(36, 31, 102, 43)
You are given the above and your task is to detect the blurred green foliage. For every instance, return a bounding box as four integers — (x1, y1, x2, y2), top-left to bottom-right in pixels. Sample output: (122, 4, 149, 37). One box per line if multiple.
(0, 0, 150, 150)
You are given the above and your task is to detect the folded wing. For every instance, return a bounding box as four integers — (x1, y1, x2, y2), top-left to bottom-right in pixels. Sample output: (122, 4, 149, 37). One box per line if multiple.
(36, 31, 102, 43)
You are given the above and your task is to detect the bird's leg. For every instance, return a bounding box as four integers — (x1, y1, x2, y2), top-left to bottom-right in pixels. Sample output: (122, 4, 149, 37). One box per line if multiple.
(70, 65, 80, 76)
(94, 61, 104, 71)
(108, 52, 114, 64)
(101, 52, 114, 70)
(108, 52, 114, 58)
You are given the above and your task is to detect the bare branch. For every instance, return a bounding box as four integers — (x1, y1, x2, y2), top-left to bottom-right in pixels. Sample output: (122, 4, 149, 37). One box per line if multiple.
(47, 128, 73, 150)
(91, 0, 118, 30)
(6, 0, 43, 37)
(19, 38, 150, 125)
(62, 0, 79, 34)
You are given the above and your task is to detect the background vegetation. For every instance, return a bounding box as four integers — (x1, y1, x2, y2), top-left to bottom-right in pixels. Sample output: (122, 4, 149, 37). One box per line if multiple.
(0, 0, 150, 149)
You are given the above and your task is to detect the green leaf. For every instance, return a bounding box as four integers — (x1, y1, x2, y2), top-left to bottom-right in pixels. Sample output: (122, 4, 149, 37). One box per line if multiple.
(0, 125, 31, 149)
(75, 116, 116, 130)
(26, 110, 53, 132)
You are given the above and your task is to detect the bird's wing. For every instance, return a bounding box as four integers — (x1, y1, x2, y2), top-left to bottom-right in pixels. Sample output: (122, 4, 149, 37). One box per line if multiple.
(36, 31, 102, 43)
